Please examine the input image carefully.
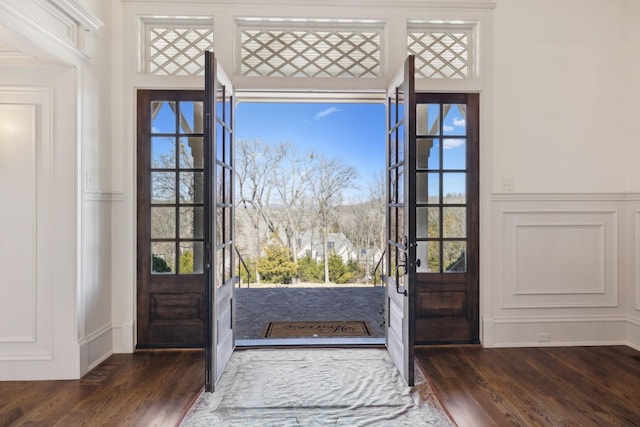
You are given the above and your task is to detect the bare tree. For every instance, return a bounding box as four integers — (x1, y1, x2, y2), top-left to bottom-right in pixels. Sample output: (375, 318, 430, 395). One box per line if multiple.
(309, 154, 358, 283)
(235, 139, 286, 282)
(273, 144, 316, 267)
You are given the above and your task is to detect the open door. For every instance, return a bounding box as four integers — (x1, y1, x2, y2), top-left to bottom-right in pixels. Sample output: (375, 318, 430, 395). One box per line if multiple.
(204, 51, 236, 392)
(385, 55, 416, 386)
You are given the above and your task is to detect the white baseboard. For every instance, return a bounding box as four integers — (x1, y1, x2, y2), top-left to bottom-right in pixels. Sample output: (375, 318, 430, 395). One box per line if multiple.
(626, 316, 640, 351)
(112, 321, 135, 353)
(79, 324, 113, 376)
(484, 316, 628, 348)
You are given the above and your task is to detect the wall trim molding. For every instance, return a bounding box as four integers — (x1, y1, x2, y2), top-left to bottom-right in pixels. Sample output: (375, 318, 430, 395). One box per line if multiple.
(493, 192, 640, 202)
(122, 0, 497, 9)
(487, 315, 628, 348)
(84, 191, 125, 202)
(78, 324, 113, 375)
(49, 0, 104, 31)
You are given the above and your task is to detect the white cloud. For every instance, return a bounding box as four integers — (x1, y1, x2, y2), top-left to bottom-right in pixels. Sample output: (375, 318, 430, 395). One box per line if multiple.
(444, 139, 465, 150)
(315, 107, 341, 120)
(453, 118, 466, 127)
(444, 125, 455, 132)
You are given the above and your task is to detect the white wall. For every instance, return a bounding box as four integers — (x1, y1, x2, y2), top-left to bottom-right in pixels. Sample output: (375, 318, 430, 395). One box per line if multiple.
(0, 0, 113, 379)
(0, 65, 80, 380)
(487, 0, 640, 350)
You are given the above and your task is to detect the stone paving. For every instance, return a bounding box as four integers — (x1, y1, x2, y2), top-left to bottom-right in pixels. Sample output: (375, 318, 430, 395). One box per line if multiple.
(234, 284, 387, 339)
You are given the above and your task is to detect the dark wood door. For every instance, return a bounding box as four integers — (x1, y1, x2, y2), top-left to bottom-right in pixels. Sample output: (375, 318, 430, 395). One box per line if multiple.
(137, 89, 206, 348)
(385, 55, 416, 386)
(204, 51, 236, 392)
(413, 92, 479, 344)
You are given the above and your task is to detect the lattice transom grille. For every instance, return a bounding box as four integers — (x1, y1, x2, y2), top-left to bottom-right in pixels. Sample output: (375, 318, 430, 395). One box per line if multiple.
(238, 23, 382, 78)
(144, 20, 213, 76)
(408, 26, 472, 79)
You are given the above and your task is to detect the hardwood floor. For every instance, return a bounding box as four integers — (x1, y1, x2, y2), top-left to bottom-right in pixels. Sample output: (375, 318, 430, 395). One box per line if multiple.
(416, 345, 640, 427)
(1, 346, 639, 426)
(0, 350, 204, 427)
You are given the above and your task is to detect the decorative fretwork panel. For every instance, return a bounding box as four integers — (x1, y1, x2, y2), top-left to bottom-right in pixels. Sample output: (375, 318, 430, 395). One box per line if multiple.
(238, 22, 382, 78)
(143, 19, 213, 76)
(408, 25, 473, 79)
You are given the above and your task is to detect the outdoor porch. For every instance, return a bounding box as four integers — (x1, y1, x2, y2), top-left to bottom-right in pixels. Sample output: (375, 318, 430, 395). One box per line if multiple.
(234, 284, 387, 341)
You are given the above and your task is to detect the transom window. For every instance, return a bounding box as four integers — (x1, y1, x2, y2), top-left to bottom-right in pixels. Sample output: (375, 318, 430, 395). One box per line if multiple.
(141, 18, 213, 76)
(407, 21, 475, 79)
(236, 18, 383, 78)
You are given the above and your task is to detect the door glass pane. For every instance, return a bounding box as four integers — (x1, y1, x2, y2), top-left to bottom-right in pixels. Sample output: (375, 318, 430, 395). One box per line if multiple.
(427, 173, 440, 203)
(416, 104, 428, 135)
(180, 207, 204, 239)
(443, 173, 466, 203)
(216, 248, 224, 287)
(179, 101, 204, 133)
(444, 241, 466, 272)
(151, 242, 174, 274)
(152, 137, 176, 168)
(151, 101, 176, 133)
(397, 123, 405, 162)
(224, 246, 233, 282)
(224, 129, 232, 166)
(427, 241, 440, 272)
(443, 138, 466, 169)
(151, 172, 176, 203)
(443, 104, 466, 136)
(390, 129, 397, 165)
(178, 241, 204, 274)
(443, 207, 466, 238)
(226, 207, 233, 243)
(417, 207, 440, 239)
(427, 104, 440, 135)
(417, 138, 438, 170)
(179, 172, 204, 204)
(216, 207, 224, 245)
(151, 207, 175, 238)
(216, 124, 224, 162)
(224, 168, 232, 204)
(416, 173, 428, 204)
(416, 243, 428, 273)
(179, 137, 204, 169)
(397, 166, 404, 203)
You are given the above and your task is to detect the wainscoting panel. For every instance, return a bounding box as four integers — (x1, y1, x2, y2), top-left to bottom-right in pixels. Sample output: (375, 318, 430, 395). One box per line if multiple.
(0, 98, 53, 363)
(636, 210, 640, 312)
(487, 195, 629, 348)
(502, 210, 617, 308)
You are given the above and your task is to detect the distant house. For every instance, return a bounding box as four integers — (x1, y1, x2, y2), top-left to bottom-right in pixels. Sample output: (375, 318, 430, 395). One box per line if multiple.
(295, 231, 357, 263)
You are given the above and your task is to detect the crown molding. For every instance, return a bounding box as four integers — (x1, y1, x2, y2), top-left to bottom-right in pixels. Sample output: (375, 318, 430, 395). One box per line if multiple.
(49, 0, 103, 31)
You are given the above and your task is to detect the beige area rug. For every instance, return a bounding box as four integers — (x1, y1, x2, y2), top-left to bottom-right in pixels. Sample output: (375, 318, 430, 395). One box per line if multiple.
(262, 320, 372, 338)
(180, 348, 455, 426)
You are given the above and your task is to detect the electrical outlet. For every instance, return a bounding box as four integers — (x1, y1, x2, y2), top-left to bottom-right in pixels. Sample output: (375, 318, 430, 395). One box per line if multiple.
(537, 332, 550, 342)
(501, 177, 514, 192)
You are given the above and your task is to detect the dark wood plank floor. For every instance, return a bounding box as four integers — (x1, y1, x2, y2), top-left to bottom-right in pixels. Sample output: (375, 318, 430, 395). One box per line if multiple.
(0, 350, 204, 427)
(416, 345, 640, 427)
(2, 346, 639, 426)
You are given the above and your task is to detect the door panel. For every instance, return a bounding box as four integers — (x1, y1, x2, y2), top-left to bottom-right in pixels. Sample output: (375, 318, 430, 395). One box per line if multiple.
(385, 55, 416, 386)
(137, 90, 206, 348)
(205, 51, 236, 392)
(413, 93, 479, 344)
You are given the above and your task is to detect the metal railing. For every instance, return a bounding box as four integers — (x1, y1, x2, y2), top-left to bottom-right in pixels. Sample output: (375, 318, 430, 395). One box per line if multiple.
(372, 250, 385, 286)
(236, 247, 251, 288)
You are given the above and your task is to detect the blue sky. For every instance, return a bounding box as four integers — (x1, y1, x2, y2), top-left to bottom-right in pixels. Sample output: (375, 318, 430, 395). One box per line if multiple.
(235, 102, 386, 200)
(235, 101, 467, 199)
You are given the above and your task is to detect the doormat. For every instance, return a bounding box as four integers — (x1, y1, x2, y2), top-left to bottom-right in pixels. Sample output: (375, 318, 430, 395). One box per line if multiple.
(262, 320, 372, 338)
